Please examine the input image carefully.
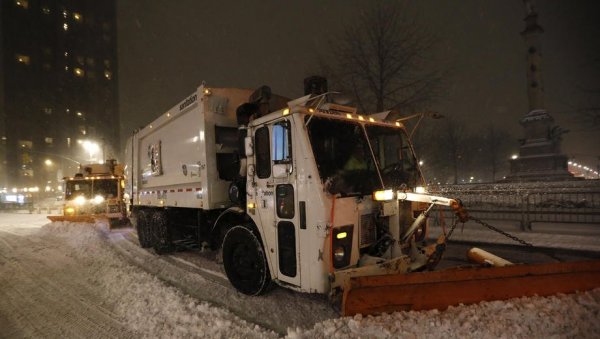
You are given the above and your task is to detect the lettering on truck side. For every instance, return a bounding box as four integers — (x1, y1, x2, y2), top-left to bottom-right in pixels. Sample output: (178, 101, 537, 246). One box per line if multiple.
(179, 94, 197, 112)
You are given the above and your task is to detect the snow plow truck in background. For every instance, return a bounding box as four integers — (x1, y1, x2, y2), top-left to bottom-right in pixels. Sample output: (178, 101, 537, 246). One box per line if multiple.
(48, 160, 129, 227)
(125, 79, 600, 316)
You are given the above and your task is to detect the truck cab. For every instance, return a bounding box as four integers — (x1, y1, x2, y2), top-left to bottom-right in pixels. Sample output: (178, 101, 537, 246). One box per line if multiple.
(59, 160, 128, 226)
(235, 95, 429, 294)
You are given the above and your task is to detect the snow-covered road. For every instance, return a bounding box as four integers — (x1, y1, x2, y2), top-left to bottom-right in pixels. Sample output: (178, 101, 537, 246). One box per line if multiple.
(1, 213, 599, 338)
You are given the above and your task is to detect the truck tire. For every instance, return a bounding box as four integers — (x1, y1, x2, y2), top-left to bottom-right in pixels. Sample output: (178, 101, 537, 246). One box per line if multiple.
(136, 210, 153, 248)
(152, 210, 174, 255)
(222, 225, 271, 295)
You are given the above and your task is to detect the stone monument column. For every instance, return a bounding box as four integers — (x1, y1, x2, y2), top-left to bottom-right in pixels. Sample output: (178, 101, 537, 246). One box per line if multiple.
(504, 0, 575, 182)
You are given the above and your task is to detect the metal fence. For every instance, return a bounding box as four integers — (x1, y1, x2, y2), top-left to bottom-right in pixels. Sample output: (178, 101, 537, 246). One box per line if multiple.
(430, 180, 600, 229)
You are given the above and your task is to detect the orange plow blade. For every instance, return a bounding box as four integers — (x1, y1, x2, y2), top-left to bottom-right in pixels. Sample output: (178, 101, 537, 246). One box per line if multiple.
(342, 260, 600, 316)
(47, 215, 96, 223)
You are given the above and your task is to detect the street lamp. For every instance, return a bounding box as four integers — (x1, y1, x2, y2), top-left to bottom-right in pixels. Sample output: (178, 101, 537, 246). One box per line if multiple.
(78, 140, 100, 162)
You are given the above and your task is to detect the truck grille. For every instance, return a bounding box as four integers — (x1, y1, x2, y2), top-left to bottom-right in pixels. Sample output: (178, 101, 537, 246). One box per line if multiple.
(360, 214, 376, 247)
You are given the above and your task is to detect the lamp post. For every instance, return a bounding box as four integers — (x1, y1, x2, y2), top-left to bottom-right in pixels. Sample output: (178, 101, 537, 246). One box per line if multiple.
(78, 140, 101, 163)
(28, 150, 81, 194)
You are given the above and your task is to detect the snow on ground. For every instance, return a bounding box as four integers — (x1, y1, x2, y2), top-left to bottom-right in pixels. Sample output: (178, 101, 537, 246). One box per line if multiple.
(292, 291, 600, 338)
(1, 213, 599, 338)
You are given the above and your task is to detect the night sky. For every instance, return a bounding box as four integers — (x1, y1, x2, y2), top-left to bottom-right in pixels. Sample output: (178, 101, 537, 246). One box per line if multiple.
(117, 0, 600, 166)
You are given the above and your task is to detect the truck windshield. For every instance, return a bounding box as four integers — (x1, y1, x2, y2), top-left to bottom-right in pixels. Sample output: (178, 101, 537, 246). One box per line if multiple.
(365, 124, 420, 188)
(306, 116, 420, 196)
(93, 179, 119, 198)
(65, 180, 92, 200)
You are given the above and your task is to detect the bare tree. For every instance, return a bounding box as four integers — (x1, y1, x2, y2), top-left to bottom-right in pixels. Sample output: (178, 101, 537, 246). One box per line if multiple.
(574, 88, 600, 130)
(443, 119, 466, 184)
(572, 57, 600, 130)
(413, 119, 467, 184)
(320, 1, 443, 115)
(482, 125, 511, 181)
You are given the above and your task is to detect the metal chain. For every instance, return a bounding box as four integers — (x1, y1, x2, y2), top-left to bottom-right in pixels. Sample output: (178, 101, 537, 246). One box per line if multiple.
(468, 216, 534, 247)
(442, 212, 533, 247)
(445, 217, 460, 240)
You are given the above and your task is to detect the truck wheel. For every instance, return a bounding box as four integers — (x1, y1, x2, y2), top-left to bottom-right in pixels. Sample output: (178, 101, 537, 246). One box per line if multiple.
(222, 225, 271, 295)
(136, 210, 153, 248)
(152, 211, 174, 255)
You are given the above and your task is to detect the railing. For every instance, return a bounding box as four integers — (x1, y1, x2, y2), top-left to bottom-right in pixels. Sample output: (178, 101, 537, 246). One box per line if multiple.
(430, 180, 600, 229)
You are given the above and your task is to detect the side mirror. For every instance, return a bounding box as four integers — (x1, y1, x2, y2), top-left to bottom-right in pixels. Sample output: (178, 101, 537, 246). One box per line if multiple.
(273, 164, 291, 178)
(244, 136, 254, 157)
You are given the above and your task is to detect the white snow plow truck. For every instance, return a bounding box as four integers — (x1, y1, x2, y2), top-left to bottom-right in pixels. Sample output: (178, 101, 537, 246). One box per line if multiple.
(125, 79, 600, 316)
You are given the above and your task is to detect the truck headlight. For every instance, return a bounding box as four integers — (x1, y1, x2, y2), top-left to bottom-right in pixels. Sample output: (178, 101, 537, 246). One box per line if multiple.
(373, 189, 394, 201)
(332, 225, 353, 269)
(74, 196, 86, 206)
(333, 247, 345, 261)
(93, 195, 105, 204)
(65, 207, 75, 215)
(414, 186, 427, 194)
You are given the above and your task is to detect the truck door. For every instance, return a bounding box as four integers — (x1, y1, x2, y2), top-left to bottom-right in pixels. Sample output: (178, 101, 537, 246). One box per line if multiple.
(253, 119, 300, 287)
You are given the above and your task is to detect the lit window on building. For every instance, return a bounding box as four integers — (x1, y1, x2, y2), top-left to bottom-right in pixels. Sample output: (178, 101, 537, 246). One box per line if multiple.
(76, 111, 83, 117)
(73, 12, 82, 22)
(65, 65, 69, 71)
(74, 68, 85, 77)
(63, 10, 68, 18)
(63, 23, 69, 31)
(67, 137, 71, 147)
(64, 51, 69, 57)
(16, 54, 31, 65)
(15, 1, 29, 9)
(104, 70, 112, 80)
(43, 107, 53, 115)
(42, 6, 50, 14)
(45, 137, 53, 144)
(19, 140, 33, 149)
